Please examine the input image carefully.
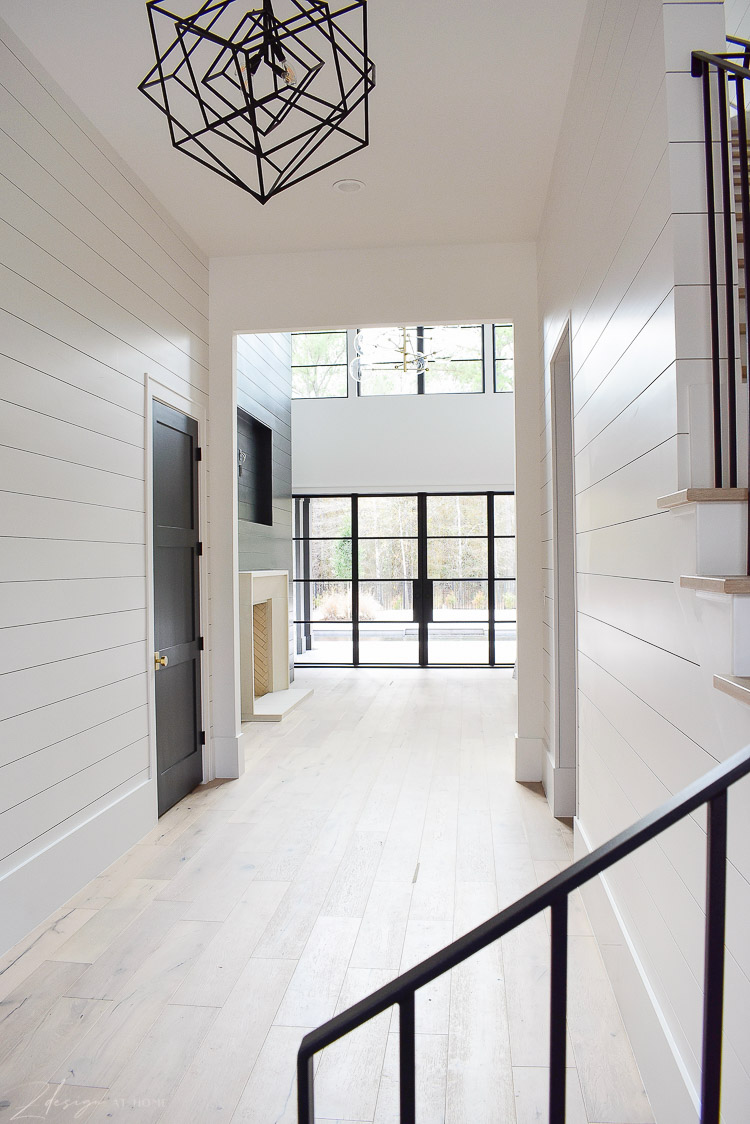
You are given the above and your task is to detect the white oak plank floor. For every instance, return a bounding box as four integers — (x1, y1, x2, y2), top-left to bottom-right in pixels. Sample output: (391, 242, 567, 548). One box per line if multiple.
(0, 668, 653, 1123)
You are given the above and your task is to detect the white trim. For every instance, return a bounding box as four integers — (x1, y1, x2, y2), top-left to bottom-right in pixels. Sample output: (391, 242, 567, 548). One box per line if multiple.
(575, 820, 700, 1124)
(145, 376, 213, 797)
(542, 748, 576, 818)
(0, 781, 153, 954)
(548, 319, 578, 818)
(514, 736, 544, 781)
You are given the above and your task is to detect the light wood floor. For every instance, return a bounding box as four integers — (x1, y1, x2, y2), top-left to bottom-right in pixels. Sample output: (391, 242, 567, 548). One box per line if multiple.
(0, 668, 653, 1123)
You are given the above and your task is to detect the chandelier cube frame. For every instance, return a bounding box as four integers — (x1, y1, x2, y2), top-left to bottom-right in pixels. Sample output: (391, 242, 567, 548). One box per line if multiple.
(139, 0, 375, 204)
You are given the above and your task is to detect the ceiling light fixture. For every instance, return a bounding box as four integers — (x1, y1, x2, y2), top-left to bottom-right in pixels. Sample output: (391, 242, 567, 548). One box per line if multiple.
(349, 327, 452, 383)
(139, 0, 375, 205)
(333, 177, 365, 192)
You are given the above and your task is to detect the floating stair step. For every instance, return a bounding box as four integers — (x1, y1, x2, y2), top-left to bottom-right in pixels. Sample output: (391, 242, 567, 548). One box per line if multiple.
(714, 673, 750, 704)
(680, 575, 750, 593)
(657, 488, 749, 509)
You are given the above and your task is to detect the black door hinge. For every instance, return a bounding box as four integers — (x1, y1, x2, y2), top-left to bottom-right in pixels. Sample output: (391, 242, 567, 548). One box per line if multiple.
(200, 730, 206, 745)
(198, 636, 204, 651)
(196, 541, 203, 556)
(195, 447, 202, 462)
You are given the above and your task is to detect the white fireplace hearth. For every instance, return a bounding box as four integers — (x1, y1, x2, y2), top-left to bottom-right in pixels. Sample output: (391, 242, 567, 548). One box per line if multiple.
(239, 570, 312, 722)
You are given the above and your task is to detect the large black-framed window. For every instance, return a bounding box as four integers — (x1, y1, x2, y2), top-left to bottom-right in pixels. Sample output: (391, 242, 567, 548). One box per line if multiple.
(293, 492, 516, 668)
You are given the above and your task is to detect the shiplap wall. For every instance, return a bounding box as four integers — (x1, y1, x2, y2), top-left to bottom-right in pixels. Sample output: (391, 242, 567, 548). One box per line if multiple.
(0, 22, 210, 952)
(236, 333, 294, 674)
(538, 1, 750, 1120)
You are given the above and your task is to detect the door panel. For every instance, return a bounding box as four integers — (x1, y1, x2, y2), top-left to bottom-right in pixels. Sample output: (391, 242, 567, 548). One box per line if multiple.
(153, 400, 203, 816)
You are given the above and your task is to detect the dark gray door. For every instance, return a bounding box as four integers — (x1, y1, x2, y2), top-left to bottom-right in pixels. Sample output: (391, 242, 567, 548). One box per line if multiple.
(152, 400, 203, 816)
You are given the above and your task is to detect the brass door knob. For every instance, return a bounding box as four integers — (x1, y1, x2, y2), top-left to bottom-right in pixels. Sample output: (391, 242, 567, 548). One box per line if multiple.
(154, 652, 169, 668)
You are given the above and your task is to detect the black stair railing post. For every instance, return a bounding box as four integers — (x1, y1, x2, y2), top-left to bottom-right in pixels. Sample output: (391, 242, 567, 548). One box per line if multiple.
(700, 788, 728, 1124)
(696, 56, 725, 486)
(399, 992, 416, 1124)
(549, 895, 569, 1123)
(733, 74, 750, 574)
(718, 68, 739, 487)
(297, 1047, 314, 1124)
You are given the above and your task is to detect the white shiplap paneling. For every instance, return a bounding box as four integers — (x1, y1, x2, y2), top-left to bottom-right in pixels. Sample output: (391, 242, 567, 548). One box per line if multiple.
(0, 22, 209, 953)
(537, 0, 749, 1120)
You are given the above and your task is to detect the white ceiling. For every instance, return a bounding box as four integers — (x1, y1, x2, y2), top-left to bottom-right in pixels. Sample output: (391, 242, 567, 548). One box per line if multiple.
(0, 1, 588, 259)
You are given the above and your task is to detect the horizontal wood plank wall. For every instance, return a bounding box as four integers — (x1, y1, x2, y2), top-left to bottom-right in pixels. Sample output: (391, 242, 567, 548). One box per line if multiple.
(0, 23, 209, 953)
(538, 1, 750, 1120)
(236, 333, 293, 676)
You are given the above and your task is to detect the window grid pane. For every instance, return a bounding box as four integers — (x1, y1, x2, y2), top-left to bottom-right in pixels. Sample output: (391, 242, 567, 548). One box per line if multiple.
(357, 324, 484, 396)
(359, 581, 414, 621)
(426, 495, 488, 536)
(294, 580, 352, 622)
(493, 324, 514, 392)
(292, 331, 348, 399)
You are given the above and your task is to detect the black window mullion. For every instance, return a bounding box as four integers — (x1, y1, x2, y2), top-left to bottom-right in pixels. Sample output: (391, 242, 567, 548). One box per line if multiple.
(417, 326, 425, 395)
(488, 492, 496, 666)
(352, 494, 360, 666)
(481, 323, 486, 392)
(302, 497, 312, 652)
(417, 492, 428, 665)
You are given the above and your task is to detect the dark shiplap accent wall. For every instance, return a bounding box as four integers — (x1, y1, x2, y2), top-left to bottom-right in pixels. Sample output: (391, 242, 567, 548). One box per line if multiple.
(236, 333, 293, 673)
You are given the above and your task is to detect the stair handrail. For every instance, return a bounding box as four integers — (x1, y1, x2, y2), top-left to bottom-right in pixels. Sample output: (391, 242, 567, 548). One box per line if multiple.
(692, 39, 750, 573)
(297, 742, 750, 1124)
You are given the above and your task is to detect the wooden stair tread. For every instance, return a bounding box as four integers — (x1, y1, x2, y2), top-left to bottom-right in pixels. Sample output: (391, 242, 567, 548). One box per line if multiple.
(680, 575, 750, 593)
(657, 488, 749, 509)
(714, 673, 750, 704)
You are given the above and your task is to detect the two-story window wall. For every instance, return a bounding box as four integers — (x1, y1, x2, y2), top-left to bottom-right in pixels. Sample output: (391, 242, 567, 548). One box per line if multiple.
(293, 493, 516, 667)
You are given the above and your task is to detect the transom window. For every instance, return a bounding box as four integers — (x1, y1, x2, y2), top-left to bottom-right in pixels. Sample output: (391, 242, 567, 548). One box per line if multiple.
(291, 323, 514, 399)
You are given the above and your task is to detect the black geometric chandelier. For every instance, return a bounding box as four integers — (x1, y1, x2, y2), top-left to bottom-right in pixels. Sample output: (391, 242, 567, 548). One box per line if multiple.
(139, 0, 375, 204)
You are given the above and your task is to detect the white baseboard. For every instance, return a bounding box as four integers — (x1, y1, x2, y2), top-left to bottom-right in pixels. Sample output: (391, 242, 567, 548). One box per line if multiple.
(542, 748, 576, 817)
(574, 820, 700, 1124)
(515, 735, 543, 782)
(0, 779, 154, 956)
(213, 733, 244, 778)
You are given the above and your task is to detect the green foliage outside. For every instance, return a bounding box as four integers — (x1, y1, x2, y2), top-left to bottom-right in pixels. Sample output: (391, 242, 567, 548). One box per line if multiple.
(291, 331, 347, 398)
(494, 324, 514, 391)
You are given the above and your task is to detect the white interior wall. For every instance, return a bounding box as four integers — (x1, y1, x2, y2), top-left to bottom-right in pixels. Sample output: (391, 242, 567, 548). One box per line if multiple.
(210, 241, 543, 772)
(292, 374, 515, 495)
(538, 1, 750, 1120)
(0, 21, 211, 952)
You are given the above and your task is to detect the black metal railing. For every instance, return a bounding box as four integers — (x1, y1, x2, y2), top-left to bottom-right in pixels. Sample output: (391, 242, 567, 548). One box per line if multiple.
(297, 743, 750, 1123)
(692, 38, 750, 572)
